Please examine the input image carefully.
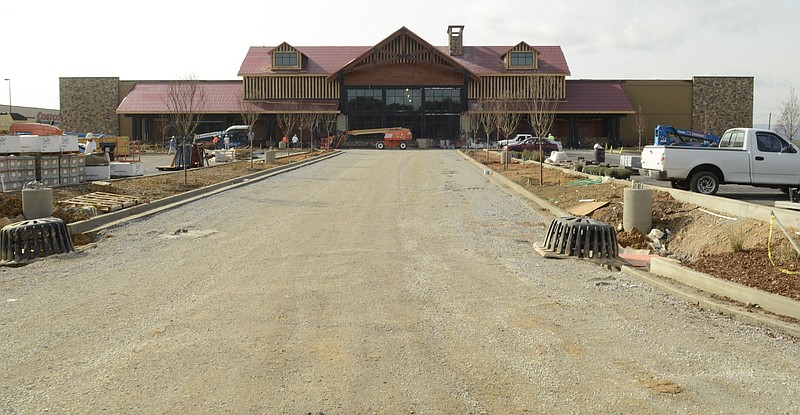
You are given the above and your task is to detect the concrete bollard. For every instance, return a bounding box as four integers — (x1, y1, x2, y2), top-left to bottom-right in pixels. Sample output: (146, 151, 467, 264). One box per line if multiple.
(500, 150, 511, 164)
(22, 187, 54, 220)
(623, 188, 652, 233)
(264, 151, 276, 164)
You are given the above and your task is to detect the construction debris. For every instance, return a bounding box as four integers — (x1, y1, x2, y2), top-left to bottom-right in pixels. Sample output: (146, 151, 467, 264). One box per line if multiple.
(58, 192, 147, 213)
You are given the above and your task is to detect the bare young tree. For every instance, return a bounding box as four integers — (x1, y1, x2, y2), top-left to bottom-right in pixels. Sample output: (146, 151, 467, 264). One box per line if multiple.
(494, 90, 523, 145)
(631, 102, 648, 149)
(527, 86, 559, 184)
(696, 111, 713, 136)
(276, 103, 302, 156)
(528, 94, 558, 141)
(298, 112, 322, 150)
(164, 75, 206, 184)
(238, 98, 261, 168)
(318, 113, 338, 149)
(466, 112, 481, 149)
(153, 116, 170, 150)
(476, 101, 497, 163)
(777, 87, 800, 142)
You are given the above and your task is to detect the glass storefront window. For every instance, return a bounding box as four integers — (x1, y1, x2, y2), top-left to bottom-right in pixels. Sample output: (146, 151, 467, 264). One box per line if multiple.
(424, 88, 461, 112)
(386, 88, 422, 111)
(347, 89, 383, 111)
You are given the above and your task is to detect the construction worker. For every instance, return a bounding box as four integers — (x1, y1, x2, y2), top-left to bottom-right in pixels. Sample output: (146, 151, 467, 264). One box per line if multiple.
(213, 135, 220, 149)
(281, 135, 288, 148)
(84, 136, 97, 153)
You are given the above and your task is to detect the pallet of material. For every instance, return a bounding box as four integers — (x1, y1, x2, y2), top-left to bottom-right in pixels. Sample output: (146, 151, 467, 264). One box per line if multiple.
(58, 192, 148, 213)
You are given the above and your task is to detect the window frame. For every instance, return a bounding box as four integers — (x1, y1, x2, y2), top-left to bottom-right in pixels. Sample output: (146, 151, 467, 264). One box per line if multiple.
(508, 51, 535, 69)
(273, 51, 300, 69)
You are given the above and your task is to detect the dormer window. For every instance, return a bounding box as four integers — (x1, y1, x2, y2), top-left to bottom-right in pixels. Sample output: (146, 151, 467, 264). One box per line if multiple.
(273, 51, 300, 69)
(509, 51, 534, 68)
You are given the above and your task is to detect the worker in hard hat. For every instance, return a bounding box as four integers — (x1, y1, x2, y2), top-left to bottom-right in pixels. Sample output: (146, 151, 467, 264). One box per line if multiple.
(84, 136, 97, 153)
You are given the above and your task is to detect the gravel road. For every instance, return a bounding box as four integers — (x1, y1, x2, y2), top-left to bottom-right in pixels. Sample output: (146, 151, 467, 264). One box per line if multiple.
(2, 150, 798, 414)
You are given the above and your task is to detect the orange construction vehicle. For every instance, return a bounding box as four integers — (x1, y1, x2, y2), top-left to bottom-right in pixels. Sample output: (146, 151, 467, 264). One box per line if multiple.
(339, 127, 414, 149)
(10, 122, 63, 136)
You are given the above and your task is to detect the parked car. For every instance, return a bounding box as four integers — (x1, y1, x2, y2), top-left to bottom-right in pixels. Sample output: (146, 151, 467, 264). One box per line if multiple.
(544, 137, 563, 151)
(504, 137, 560, 155)
(497, 133, 533, 147)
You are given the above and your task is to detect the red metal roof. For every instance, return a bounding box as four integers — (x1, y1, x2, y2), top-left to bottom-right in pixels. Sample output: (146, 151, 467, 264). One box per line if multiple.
(447, 46, 569, 75)
(560, 80, 634, 113)
(116, 81, 244, 114)
(238, 44, 570, 77)
(117, 81, 339, 114)
(238, 46, 370, 76)
(467, 80, 633, 114)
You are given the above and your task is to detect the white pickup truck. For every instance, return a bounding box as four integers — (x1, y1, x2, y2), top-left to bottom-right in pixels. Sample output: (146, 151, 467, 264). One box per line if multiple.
(640, 127, 800, 195)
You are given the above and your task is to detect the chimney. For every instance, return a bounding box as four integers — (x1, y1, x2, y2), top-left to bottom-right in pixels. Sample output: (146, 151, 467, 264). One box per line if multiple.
(447, 25, 464, 56)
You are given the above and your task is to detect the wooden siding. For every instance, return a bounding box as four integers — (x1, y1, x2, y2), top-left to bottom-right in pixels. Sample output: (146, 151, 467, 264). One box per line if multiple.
(244, 75, 340, 100)
(357, 33, 456, 68)
(469, 75, 565, 100)
(343, 63, 463, 86)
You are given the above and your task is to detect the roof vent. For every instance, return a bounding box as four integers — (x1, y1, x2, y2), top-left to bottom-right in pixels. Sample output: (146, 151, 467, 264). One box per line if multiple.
(447, 25, 464, 56)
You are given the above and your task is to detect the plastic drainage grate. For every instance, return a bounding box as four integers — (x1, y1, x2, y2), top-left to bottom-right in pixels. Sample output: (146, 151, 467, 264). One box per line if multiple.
(543, 216, 618, 260)
(1, 218, 74, 264)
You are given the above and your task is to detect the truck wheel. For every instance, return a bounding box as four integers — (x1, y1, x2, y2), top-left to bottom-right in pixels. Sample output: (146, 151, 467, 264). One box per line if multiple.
(399, 142, 407, 150)
(689, 171, 719, 195)
(376, 142, 385, 150)
(670, 180, 690, 190)
(782, 187, 800, 202)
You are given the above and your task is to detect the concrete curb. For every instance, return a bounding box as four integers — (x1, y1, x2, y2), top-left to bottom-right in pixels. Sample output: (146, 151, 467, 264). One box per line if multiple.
(622, 265, 800, 338)
(67, 151, 343, 235)
(457, 150, 800, 335)
(649, 257, 800, 321)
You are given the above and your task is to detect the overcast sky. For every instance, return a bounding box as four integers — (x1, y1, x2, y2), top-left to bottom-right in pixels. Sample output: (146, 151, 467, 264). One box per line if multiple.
(4, 0, 797, 127)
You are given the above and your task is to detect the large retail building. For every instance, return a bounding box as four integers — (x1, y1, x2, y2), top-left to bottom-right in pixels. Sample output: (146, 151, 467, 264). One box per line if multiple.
(59, 26, 753, 148)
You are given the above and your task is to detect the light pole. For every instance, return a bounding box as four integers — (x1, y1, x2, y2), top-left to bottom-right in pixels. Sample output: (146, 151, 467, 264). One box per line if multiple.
(3, 79, 9, 114)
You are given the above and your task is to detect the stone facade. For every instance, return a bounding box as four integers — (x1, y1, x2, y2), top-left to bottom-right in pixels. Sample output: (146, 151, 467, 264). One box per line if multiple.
(692, 76, 754, 136)
(59, 77, 121, 136)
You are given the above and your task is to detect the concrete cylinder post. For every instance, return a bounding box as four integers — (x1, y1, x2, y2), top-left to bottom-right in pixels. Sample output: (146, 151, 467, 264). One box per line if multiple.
(264, 151, 276, 164)
(623, 188, 652, 233)
(22, 187, 54, 219)
(500, 150, 511, 164)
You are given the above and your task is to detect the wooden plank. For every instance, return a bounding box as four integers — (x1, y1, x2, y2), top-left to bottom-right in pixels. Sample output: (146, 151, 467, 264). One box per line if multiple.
(58, 192, 146, 213)
(566, 201, 610, 217)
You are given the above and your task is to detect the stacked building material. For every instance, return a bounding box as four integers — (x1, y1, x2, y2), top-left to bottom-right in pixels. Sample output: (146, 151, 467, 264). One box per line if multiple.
(0, 156, 37, 191)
